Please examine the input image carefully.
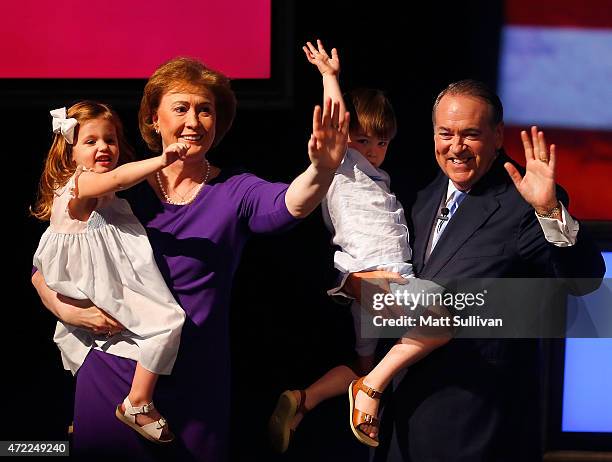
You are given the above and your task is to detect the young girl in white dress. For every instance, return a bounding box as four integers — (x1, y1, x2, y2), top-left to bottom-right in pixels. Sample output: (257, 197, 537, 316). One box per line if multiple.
(32, 101, 188, 443)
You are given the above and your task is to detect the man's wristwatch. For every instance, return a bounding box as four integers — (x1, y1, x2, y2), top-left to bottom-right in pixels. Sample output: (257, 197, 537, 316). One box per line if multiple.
(535, 202, 562, 219)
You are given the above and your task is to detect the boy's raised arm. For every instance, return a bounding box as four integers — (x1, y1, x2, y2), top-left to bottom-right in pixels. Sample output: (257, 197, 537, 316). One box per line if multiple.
(303, 39, 347, 120)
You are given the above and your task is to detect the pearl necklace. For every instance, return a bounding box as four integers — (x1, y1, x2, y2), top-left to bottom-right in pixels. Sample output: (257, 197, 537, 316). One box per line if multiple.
(156, 159, 210, 205)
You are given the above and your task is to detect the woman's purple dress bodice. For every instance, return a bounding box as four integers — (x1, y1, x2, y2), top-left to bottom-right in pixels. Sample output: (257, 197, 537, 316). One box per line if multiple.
(72, 171, 297, 461)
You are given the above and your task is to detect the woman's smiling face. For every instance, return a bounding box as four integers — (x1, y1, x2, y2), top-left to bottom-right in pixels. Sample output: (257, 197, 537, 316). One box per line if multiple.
(153, 87, 216, 159)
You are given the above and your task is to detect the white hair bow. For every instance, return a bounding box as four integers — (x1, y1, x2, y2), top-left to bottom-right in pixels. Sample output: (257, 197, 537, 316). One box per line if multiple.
(50, 107, 78, 144)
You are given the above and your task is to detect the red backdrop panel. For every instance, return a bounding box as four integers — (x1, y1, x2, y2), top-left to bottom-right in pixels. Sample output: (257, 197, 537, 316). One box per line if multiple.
(504, 127, 612, 221)
(2, 0, 270, 78)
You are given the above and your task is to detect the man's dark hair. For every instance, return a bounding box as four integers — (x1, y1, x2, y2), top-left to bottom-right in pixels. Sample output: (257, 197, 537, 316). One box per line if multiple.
(432, 79, 504, 127)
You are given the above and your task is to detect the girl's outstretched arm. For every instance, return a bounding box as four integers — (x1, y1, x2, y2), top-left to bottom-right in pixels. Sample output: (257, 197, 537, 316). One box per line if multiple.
(75, 143, 188, 199)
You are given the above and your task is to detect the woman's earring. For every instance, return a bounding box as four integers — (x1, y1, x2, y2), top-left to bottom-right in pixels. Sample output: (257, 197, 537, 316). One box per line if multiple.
(154, 124, 160, 135)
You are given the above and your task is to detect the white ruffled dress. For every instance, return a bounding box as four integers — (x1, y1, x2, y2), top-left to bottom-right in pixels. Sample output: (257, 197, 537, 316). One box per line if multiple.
(33, 168, 185, 375)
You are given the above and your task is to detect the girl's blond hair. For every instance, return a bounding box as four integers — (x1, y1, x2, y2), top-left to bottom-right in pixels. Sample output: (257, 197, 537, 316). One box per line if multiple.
(31, 101, 134, 221)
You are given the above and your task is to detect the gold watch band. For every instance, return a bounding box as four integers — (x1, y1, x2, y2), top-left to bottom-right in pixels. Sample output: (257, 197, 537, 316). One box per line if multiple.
(535, 202, 561, 219)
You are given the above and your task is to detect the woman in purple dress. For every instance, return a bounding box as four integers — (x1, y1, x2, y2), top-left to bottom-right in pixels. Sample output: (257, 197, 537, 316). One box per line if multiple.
(31, 56, 349, 461)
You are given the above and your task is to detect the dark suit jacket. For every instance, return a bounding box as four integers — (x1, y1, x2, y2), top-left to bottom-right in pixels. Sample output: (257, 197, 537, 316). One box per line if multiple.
(375, 154, 605, 462)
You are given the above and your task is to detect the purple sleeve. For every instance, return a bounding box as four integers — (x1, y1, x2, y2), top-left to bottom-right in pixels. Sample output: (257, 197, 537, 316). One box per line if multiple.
(236, 174, 302, 234)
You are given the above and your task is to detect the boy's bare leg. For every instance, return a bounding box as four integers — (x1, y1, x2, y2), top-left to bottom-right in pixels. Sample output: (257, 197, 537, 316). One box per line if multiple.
(355, 328, 451, 439)
(290, 354, 374, 429)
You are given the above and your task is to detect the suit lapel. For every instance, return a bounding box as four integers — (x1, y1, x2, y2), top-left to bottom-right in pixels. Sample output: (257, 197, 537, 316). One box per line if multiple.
(422, 193, 500, 278)
(412, 174, 447, 273)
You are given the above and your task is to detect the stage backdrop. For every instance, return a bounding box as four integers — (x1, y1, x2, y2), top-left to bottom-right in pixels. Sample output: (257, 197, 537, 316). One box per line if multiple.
(498, 0, 612, 221)
(2, 0, 271, 79)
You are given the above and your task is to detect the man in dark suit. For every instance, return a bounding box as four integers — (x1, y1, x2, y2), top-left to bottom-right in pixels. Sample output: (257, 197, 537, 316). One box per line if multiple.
(348, 80, 605, 461)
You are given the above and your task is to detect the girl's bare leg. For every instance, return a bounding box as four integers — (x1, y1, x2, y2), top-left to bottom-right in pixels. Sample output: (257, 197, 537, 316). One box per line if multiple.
(121, 363, 168, 433)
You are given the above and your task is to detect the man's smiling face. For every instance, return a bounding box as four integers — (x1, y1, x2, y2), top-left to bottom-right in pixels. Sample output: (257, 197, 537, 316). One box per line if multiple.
(433, 94, 503, 191)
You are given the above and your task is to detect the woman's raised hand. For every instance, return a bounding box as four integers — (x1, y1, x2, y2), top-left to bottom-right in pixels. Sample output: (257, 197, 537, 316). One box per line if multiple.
(308, 97, 349, 171)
